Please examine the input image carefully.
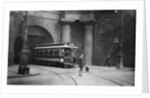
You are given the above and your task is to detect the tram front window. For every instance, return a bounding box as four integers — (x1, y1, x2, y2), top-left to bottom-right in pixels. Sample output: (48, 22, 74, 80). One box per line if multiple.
(64, 48, 72, 57)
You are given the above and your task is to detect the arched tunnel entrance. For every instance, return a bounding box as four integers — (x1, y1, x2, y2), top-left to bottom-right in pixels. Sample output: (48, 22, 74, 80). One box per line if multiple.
(14, 25, 54, 64)
(27, 25, 54, 63)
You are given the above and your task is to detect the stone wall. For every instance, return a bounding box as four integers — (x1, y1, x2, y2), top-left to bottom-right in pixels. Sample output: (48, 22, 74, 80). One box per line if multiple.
(71, 22, 85, 57)
(8, 11, 61, 64)
(8, 11, 136, 67)
(93, 11, 136, 67)
(28, 11, 61, 43)
(9, 12, 23, 65)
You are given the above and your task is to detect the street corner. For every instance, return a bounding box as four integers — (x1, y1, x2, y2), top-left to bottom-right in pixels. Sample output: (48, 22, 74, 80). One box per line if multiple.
(8, 65, 40, 78)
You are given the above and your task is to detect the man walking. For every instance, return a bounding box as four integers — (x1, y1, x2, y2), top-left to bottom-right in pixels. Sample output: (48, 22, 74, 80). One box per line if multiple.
(78, 54, 85, 76)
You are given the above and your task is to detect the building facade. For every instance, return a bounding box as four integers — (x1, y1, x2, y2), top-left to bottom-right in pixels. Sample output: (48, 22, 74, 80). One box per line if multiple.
(8, 10, 136, 67)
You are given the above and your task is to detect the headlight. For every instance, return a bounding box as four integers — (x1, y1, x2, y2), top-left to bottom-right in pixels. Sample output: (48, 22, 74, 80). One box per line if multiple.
(60, 58, 64, 62)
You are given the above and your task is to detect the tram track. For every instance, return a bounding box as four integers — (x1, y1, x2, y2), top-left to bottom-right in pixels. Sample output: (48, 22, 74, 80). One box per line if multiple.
(33, 66, 129, 86)
(86, 72, 133, 86)
(34, 66, 78, 85)
(33, 66, 65, 85)
(10, 65, 133, 86)
(63, 71, 124, 86)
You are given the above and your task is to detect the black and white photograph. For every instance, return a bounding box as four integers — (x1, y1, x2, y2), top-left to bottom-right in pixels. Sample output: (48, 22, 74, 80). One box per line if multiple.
(7, 10, 136, 86)
(0, 0, 147, 95)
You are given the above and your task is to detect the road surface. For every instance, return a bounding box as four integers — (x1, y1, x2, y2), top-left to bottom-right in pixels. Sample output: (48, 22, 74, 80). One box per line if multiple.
(7, 64, 134, 86)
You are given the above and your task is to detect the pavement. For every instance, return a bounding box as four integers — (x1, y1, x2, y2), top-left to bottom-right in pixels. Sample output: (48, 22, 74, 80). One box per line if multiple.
(7, 64, 135, 86)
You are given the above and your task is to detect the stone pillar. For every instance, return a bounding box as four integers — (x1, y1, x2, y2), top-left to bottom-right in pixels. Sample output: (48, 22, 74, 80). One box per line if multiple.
(61, 22, 71, 43)
(84, 22, 94, 66)
(9, 13, 15, 65)
(18, 11, 30, 75)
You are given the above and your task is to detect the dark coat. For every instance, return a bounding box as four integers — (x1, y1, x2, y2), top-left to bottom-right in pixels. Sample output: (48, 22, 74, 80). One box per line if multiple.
(78, 55, 85, 69)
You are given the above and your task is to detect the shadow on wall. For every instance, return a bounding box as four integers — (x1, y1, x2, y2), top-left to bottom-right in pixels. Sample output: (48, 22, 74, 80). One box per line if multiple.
(104, 34, 135, 68)
(93, 10, 136, 68)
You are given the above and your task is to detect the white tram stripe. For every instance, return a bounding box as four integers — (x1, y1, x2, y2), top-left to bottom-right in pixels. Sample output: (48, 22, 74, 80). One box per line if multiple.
(34, 46, 78, 49)
(35, 57, 61, 62)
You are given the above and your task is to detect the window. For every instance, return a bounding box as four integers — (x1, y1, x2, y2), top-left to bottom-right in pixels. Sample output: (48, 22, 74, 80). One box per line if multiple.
(40, 50, 43, 56)
(54, 49, 59, 56)
(36, 50, 39, 56)
(45, 50, 48, 56)
(49, 49, 53, 56)
(64, 48, 71, 57)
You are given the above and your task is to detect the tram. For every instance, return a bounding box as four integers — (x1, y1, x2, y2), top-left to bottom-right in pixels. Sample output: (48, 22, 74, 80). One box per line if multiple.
(33, 43, 78, 68)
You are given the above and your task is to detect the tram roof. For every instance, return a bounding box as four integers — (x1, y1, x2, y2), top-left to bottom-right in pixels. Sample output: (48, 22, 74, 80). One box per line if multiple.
(34, 43, 78, 49)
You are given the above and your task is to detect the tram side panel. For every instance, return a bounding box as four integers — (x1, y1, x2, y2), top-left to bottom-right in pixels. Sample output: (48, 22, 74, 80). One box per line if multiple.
(33, 47, 77, 68)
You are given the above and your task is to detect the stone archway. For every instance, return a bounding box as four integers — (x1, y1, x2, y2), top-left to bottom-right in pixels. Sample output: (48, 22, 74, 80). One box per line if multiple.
(14, 25, 54, 64)
(27, 25, 54, 63)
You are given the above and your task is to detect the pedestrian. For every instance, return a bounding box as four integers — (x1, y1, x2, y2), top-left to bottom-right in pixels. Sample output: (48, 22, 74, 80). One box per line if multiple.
(78, 53, 85, 76)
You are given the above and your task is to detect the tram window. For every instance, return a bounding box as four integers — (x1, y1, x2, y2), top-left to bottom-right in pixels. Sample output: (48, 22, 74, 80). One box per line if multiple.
(34, 51, 37, 55)
(36, 51, 39, 56)
(49, 49, 53, 56)
(39, 50, 41, 56)
(38, 50, 40, 56)
(64, 48, 71, 56)
(38, 50, 41, 56)
(42, 50, 44, 56)
(47, 49, 50, 56)
(40, 50, 43, 56)
(41, 50, 44, 56)
(54, 49, 59, 55)
(45, 50, 48, 56)
(43, 50, 47, 56)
